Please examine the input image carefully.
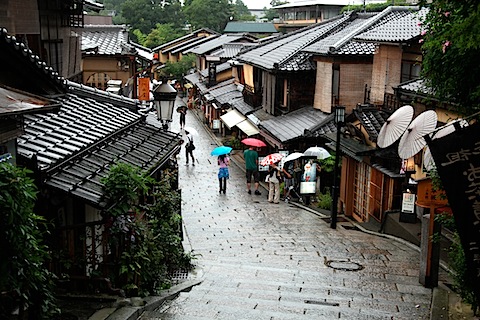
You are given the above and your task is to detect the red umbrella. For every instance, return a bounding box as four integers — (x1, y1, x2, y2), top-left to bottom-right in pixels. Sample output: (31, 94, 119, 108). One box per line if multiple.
(260, 153, 284, 166)
(241, 138, 266, 147)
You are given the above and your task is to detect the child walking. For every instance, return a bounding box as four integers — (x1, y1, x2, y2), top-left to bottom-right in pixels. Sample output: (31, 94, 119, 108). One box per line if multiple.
(217, 154, 230, 194)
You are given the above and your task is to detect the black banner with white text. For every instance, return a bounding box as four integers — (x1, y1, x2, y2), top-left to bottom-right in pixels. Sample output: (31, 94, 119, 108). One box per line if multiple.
(427, 122, 480, 305)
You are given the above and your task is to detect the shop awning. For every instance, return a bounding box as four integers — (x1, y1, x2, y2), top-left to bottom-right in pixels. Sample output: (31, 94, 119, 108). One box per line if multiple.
(236, 119, 259, 136)
(220, 109, 246, 129)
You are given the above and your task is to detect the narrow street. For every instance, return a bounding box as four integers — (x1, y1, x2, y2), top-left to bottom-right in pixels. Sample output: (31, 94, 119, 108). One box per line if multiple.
(139, 107, 432, 319)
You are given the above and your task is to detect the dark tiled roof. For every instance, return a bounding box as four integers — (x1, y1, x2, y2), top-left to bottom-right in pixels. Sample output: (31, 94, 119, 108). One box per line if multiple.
(130, 42, 153, 61)
(303, 16, 377, 54)
(199, 62, 232, 77)
(323, 131, 374, 162)
(184, 72, 202, 85)
(231, 97, 255, 115)
(170, 35, 219, 54)
(237, 15, 348, 71)
(355, 7, 427, 43)
(248, 109, 275, 125)
(66, 81, 139, 111)
(202, 78, 236, 94)
(260, 107, 329, 143)
(17, 90, 142, 170)
(153, 28, 219, 51)
(189, 34, 256, 55)
(0, 28, 66, 95)
(224, 22, 277, 33)
(353, 108, 390, 142)
(210, 43, 258, 59)
(45, 124, 180, 207)
(214, 88, 243, 106)
(396, 78, 434, 96)
(207, 82, 240, 100)
(304, 113, 336, 137)
(82, 25, 134, 55)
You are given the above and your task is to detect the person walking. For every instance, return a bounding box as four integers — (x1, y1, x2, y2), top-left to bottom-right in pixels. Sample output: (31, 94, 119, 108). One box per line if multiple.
(244, 146, 261, 195)
(185, 130, 195, 165)
(283, 160, 295, 200)
(267, 164, 280, 204)
(267, 162, 289, 204)
(179, 108, 186, 129)
(217, 154, 230, 194)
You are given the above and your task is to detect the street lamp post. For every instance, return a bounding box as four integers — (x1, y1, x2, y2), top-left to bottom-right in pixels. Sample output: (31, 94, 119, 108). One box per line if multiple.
(152, 80, 177, 130)
(330, 106, 345, 229)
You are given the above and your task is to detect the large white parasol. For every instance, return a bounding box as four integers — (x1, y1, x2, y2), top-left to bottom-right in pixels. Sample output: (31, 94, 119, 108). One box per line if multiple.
(398, 110, 437, 159)
(377, 105, 414, 148)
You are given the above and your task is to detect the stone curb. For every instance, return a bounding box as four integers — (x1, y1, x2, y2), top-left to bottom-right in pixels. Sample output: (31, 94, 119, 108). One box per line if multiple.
(88, 278, 203, 320)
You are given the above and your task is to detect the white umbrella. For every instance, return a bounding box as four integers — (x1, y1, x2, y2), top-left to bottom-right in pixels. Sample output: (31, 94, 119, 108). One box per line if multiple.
(183, 127, 198, 136)
(398, 110, 437, 159)
(303, 146, 331, 159)
(377, 105, 414, 148)
(282, 152, 304, 164)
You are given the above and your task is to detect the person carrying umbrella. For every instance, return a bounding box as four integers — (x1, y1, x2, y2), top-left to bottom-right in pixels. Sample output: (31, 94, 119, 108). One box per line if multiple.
(244, 146, 261, 195)
(217, 154, 230, 194)
(266, 161, 291, 204)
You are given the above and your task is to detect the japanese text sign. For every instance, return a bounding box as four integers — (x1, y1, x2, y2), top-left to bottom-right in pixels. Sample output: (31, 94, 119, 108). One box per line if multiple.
(427, 122, 480, 306)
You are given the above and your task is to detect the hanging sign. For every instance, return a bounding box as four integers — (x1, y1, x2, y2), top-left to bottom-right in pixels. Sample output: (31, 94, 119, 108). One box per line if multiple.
(427, 122, 480, 306)
(138, 77, 150, 101)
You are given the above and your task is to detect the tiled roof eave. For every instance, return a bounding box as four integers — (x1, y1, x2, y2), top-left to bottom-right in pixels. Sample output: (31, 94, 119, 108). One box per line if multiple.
(44, 125, 182, 207)
(44, 117, 144, 174)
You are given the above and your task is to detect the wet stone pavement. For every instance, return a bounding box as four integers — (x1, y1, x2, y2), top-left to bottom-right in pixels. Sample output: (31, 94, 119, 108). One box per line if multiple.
(137, 109, 433, 319)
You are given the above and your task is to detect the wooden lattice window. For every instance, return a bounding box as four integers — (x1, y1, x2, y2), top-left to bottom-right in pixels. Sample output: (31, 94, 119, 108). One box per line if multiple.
(353, 162, 370, 222)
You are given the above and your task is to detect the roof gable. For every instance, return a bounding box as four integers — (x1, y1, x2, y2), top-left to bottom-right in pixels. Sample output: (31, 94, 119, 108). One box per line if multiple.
(0, 28, 66, 96)
(153, 28, 219, 51)
(355, 6, 426, 43)
(82, 25, 134, 55)
(189, 34, 257, 55)
(224, 22, 277, 34)
(236, 15, 348, 71)
(260, 107, 329, 143)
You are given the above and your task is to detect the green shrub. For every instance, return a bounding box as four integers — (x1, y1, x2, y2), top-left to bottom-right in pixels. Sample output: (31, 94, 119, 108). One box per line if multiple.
(316, 188, 332, 210)
(102, 163, 194, 296)
(0, 162, 59, 318)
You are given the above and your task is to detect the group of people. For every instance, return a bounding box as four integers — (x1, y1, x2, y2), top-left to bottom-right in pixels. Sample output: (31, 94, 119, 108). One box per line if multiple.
(178, 108, 320, 200)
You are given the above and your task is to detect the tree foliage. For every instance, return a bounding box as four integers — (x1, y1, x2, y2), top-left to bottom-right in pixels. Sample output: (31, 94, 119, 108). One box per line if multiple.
(0, 163, 58, 318)
(183, 0, 232, 32)
(122, 0, 185, 35)
(419, 0, 480, 113)
(262, 0, 286, 21)
(161, 54, 197, 79)
(232, 0, 255, 21)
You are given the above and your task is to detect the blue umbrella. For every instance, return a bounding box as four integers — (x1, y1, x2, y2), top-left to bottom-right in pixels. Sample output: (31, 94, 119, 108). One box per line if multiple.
(211, 146, 232, 156)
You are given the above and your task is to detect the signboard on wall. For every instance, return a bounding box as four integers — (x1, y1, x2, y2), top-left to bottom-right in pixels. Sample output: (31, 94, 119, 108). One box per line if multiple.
(427, 122, 480, 306)
(212, 119, 220, 129)
(401, 193, 416, 213)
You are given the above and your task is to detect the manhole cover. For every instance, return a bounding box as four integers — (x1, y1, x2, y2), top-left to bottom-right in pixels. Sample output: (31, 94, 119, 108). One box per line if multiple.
(325, 259, 363, 271)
